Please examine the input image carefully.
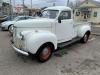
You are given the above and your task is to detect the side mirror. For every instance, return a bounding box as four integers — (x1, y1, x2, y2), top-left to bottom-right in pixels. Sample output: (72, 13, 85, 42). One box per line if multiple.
(58, 17, 62, 23)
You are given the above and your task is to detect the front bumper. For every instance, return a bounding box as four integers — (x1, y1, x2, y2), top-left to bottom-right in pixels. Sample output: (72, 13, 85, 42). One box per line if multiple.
(11, 44, 29, 56)
(1, 26, 8, 30)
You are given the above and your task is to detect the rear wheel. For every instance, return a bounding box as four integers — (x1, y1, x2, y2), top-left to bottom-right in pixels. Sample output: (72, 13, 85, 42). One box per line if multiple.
(80, 31, 90, 43)
(8, 25, 13, 35)
(36, 43, 54, 62)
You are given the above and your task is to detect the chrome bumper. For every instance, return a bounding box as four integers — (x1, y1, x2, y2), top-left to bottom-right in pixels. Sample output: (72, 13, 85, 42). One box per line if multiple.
(12, 44, 29, 56)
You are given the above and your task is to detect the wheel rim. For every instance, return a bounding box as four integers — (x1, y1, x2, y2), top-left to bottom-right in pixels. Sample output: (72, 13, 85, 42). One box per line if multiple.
(9, 26, 13, 33)
(84, 34, 88, 42)
(40, 47, 51, 60)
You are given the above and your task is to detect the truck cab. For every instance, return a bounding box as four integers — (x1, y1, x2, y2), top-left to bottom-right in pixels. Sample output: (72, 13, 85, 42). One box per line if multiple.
(11, 6, 91, 62)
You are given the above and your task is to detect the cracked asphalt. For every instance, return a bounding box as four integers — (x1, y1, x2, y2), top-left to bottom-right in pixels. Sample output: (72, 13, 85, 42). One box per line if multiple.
(0, 29, 100, 75)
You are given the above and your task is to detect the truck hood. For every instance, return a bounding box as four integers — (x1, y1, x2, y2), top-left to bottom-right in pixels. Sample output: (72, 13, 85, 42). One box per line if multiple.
(14, 18, 55, 28)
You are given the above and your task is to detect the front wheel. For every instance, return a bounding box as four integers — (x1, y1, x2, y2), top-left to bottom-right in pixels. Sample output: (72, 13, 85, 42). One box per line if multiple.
(80, 32, 90, 43)
(8, 25, 13, 35)
(36, 43, 54, 62)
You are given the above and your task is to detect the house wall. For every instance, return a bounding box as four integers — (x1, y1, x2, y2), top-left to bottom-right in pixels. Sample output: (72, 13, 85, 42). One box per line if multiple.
(80, 1, 97, 8)
(90, 7, 100, 23)
(74, 1, 100, 24)
(74, 8, 100, 23)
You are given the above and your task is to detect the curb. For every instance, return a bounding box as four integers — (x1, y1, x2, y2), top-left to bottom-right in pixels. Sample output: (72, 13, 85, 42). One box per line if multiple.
(92, 33, 100, 36)
(92, 25, 100, 28)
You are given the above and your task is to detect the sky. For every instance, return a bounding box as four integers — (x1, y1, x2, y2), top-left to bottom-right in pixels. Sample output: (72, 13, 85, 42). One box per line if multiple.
(3, 0, 100, 8)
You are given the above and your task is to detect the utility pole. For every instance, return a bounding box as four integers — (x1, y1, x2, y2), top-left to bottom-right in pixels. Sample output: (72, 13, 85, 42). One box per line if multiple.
(10, 0, 13, 18)
(31, 0, 32, 16)
(31, 0, 32, 9)
(13, 0, 15, 16)
(67, 0, 69, 6)
(23, 0, 25, 15)
(13, 0, 15, 8)
(53, 2, 55, 6)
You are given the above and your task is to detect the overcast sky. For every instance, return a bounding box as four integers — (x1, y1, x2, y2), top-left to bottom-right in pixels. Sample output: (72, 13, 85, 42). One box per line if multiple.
(3, 0, 100, 8)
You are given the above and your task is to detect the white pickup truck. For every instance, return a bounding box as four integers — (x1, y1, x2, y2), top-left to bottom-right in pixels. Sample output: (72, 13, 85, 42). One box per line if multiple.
(11, 6, 91, 62)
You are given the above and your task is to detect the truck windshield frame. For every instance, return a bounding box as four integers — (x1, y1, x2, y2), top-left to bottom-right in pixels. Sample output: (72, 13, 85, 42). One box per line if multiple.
(41, 10, 59, 19)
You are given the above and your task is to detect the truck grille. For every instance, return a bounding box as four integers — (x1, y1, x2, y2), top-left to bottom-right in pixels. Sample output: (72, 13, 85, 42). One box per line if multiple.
(13, 28, 25, 50)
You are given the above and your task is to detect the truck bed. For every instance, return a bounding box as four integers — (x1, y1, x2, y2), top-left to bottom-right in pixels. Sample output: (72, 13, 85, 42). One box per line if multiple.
(74, 21, 91, 26)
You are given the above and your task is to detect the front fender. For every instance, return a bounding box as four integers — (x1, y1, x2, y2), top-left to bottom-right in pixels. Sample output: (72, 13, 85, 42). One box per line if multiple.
(23, 30, 57, 54)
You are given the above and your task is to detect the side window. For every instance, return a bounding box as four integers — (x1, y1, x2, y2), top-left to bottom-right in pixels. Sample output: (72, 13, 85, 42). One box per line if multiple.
(26, 17, 33, 19)
(59, 11, 71, 20)
(25, 17, 30, 19)
(18, 17, 26, 20)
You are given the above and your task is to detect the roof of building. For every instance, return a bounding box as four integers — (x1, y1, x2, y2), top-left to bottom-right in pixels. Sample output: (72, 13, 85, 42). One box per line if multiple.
(80, 0, 100, 7)
(76, 0, 100, 8)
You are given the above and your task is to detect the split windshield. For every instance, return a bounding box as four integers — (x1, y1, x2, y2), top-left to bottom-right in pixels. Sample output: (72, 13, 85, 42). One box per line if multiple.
(41, 10, 59, 19)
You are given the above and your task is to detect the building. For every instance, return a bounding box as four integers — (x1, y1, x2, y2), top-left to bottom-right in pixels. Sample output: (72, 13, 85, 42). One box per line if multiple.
(74, 0, 100, 24)
(26, 8, 41, 16)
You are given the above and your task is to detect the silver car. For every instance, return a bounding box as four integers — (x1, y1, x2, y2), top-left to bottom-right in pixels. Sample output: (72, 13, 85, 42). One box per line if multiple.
(1, 16, 34, 31)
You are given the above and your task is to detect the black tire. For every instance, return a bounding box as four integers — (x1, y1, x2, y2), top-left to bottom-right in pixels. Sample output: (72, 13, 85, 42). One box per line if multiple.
(8, 25, 13, 35)
(80, 32, 90, 43)
(36, 43, 54, 63)
(8, 25, 12, 31)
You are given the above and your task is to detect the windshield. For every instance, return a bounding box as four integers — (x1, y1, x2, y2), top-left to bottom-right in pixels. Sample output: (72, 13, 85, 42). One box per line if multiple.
(41, 10, 59, 19)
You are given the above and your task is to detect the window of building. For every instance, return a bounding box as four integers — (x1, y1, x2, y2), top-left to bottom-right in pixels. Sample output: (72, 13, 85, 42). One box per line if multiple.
(94, 12, 97, 17)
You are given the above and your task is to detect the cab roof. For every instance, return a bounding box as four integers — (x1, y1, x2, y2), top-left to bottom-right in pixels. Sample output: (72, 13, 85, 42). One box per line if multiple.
(45, 6, 72, 11)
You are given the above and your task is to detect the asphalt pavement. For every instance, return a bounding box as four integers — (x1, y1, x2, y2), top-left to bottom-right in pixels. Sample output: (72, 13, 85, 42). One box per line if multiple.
(0, 28, 100, 75)
(92, 25, 100, 35)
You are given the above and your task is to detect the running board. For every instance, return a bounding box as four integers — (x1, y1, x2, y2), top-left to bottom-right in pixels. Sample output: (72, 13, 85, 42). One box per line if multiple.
(58, 37, 80, 48)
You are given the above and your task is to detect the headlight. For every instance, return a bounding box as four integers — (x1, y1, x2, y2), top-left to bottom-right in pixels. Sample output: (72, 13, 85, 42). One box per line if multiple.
(20, 32, 24, 40)
(1, 23, 5, 27)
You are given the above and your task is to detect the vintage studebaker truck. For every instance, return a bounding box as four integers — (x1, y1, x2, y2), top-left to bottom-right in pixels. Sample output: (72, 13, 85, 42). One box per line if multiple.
(11, 6, 91, 62)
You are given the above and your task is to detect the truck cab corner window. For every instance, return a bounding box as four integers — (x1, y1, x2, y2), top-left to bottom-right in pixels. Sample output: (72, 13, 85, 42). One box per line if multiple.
(59, 11, 71, 20)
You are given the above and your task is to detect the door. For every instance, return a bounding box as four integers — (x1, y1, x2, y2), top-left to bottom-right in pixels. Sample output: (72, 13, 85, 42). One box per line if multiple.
(56, 11, 74, 43)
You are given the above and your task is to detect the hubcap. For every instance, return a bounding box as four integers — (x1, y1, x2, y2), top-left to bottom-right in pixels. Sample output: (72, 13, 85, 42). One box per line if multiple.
(40, 47, 51, 60)
(9, 26, 13, 33)
(84, 34, 88, 42)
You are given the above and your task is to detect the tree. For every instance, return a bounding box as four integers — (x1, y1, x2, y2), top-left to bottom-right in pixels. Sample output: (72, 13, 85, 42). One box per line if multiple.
(2, 2, 10, 7)
(2, 2, 12, 15)
(69, 2, 74, 8)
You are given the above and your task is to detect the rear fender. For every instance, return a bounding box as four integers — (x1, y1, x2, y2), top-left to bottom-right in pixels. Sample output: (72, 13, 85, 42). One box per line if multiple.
(77, 25, 91, 37)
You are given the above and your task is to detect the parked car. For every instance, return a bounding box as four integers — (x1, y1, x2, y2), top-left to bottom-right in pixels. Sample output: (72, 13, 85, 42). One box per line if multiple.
(0, 16, 13, 23)
(1, 16, 34, 31)
(11, 6, 91, 62)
